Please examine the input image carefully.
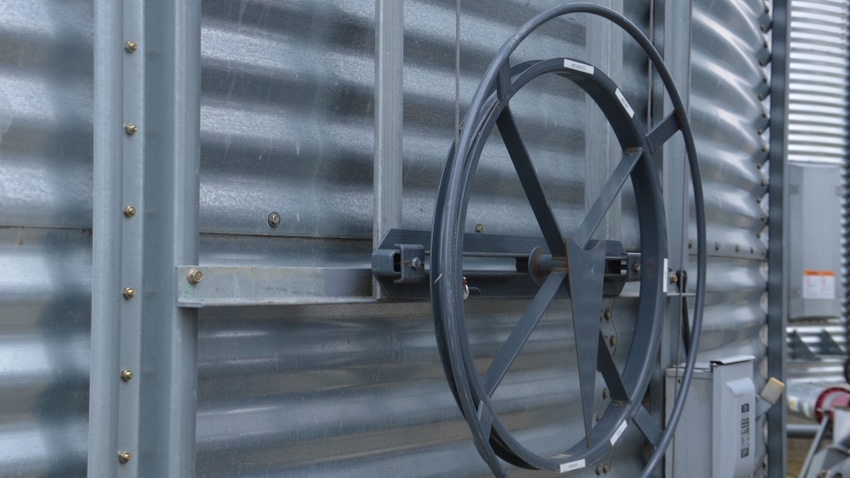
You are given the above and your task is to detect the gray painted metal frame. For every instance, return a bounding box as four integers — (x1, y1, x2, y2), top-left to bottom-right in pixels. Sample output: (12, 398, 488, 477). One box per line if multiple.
(89, 2, 202, 476)
(768, 0, 790, 476)
(373, 0, 404, 301)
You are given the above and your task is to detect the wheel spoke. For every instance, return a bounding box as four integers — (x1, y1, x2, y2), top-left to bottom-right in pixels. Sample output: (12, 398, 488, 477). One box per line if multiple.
(482, 271, 567, 397)
(645, 112, 680, 154)
(573, 148, 643, 249)
(566, 237, 607, 447)
(597, 333, 628, 402)
(632, 405, 662, 448)
(497, 107, 567, 257)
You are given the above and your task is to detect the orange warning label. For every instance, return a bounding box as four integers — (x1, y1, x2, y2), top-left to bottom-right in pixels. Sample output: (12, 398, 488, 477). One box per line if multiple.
(803, 270, 836, 299)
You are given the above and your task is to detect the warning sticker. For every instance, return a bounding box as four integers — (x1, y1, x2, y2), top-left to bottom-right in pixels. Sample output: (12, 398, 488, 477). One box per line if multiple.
(803, 270, 836, 299)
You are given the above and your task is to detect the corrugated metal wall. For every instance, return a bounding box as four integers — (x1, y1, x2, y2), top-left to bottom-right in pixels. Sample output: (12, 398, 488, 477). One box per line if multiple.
(0, 0, 783, 476)
(785, 0, 849, 378)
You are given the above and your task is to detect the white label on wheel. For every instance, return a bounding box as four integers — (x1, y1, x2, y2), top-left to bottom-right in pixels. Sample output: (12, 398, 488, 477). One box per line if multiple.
(610, 420, 628, 446)
(615, 88, 635, 118)
(662, 258, 669, 293)
(559, 459, 586, 473)
(564, 59, 595, 75)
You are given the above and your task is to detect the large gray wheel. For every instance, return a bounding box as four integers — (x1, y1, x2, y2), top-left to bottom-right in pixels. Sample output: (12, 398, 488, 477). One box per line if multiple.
(430, 4, 706, 477)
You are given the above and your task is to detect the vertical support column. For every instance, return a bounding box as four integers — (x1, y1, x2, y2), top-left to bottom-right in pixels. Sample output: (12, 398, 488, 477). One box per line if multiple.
(585, 0, 624, 240)
(89, 0, 128, 475)
(373, 0, 404, 298)
(652, 3, 692, 476)
(137, 2, 201, 477)
(89, 1, 201, 477)
(767, 0, 790, 476)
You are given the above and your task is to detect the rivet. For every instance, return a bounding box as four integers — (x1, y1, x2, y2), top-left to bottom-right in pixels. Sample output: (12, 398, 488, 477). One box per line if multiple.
(603, 464, 611, 474)
(122, 287, 135, 299)
(735, 245, 741, 252)
(756, 197, 762, 204)
(118, 451, 132, 464)
(756, 163, 762, 169)
(474, 224, 485, 234)
(669, 272, 678, 284)
(760, 214, 767, 222)
(760, 24, 766, 32)
(123, 205, 136, 217)
(268, 211, 281, 228)
(125, 123, 138, 136)
(715, 242, 721, 251)
(596, 412, 603, 422)
(609, 336, 617, 348)
(120, 369, 134, 381)
(602, 388, 610, 400)
(761, 179, 768, 187)
(187, 268, 203, 285)
(596, 466, 603, 476)
(757, 128, 763, 135)
(750, 246, 755, 254)
(688, 240, 694, 250)
(758, 93, 764, 101)
(761, 144, 768, 152)
(124, 41, 138, 53)
(603, 309, 612, 321)
(758, 59, 764, 67)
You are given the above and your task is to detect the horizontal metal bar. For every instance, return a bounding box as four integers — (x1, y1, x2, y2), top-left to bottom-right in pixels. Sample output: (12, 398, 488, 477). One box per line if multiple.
(176, 266, 373, 307)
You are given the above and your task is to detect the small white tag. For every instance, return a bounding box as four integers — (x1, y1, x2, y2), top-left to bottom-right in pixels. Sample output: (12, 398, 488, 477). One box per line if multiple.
(615, 88, 635, 118)
(610, 420, 628, 446)
(564, 59, 595, 75)
(662, 258, 669, 293)
(559, 459, 586, 472)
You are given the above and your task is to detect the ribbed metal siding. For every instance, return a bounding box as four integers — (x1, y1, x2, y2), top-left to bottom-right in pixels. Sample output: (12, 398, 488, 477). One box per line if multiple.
(0, 0, 782, 476)
(0, 0, 93, 476)
(688, 0, 774, 473)
(786, 0, 850, 367)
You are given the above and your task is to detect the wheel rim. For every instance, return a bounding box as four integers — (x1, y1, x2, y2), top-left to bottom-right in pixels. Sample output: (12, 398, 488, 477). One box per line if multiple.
(430, 4, 706, 477)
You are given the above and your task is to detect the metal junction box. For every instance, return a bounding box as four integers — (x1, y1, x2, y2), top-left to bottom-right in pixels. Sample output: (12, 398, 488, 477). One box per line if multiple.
(665, 356, 756, 478)
(788, 163, 843, 320)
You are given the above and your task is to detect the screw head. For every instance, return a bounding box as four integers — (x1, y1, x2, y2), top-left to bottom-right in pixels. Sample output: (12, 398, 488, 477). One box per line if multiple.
(125, 123, 138, 135)
(118, 451, 132, 464)
(124, 41, 138, 53)
(120, 369, 134, 381)
(187, 268, 203, 285)
(474, 224, 485, 234)
(268, 211, 281, 228)
(123, 205, 136, 217)
(122, 288, 135, 299)
(602, 388, 610, 400)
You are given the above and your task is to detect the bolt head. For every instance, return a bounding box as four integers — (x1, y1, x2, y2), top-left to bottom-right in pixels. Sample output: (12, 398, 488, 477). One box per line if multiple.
(609, 336, 617, 348)
(602, 388, 610, 400)
(123, 205, 136, 217)
(268, 212, 281, 228)
(124, 41, 138, 53)
(125, 123, 138, 135)
(410, 257, 421, 270)
(669, 272, 678, 284)
(122, 288, 135, 299)
(187, 268, 203, 285)
(474, 224, 485, 233)
(603, 309, 612, 321)
(118, 451, 132, 464)
(120, 369, 134, 381)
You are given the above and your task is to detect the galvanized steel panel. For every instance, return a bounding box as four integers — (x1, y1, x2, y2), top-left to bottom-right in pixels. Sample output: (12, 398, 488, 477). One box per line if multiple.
(0, 0, 786, 476)
(785, 0, 850, 373)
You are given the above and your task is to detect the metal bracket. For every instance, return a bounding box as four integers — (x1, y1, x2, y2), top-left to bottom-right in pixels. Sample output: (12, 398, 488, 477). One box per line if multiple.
(372, 243, 425, 284)
(371, 228, 639, 300)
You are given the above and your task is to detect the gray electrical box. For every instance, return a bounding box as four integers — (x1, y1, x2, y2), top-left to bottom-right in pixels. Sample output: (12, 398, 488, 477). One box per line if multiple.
(788, 163, 843, 320)
(665, 356, 756, 478)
